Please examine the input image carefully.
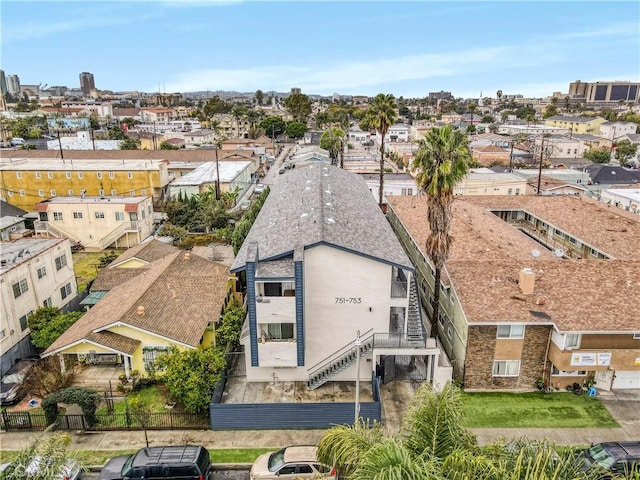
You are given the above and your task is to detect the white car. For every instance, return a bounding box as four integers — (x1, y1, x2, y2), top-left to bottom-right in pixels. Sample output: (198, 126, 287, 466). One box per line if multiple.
(250, 446, 336, 480)
(255, 183, 265, 194)
(25, 456, 82, 479)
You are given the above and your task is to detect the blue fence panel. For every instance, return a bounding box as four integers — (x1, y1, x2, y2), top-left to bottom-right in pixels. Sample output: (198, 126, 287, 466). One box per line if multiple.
(210, 401, 381, 430)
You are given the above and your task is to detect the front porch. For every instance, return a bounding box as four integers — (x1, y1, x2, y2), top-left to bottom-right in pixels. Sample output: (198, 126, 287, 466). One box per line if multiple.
(68, 363, 127, 393)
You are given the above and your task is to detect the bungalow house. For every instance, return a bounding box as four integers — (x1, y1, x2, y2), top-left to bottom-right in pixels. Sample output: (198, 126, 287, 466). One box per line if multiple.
(43, 243, 232, 379)
(471, 145, 511, 166)
(231, 165, 448, 388)
(387, 195, 640, 391)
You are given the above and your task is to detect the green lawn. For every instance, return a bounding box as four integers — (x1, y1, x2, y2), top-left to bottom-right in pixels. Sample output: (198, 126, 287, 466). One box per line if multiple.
(72, 250, 124, 292)
(1, 448, 271, 466)
(461, 392, 619, 428)
(96, 385, 172, 415)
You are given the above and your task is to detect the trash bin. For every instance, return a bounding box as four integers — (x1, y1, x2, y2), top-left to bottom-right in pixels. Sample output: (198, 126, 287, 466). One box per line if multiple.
(588, 386, 597, 398)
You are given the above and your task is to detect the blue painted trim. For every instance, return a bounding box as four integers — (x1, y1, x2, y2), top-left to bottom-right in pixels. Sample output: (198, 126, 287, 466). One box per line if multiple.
(254, 277, 295, 282)
(294, 260, 304, 366)
(246, 261, 259, 367)
(304, 241, 415, 272)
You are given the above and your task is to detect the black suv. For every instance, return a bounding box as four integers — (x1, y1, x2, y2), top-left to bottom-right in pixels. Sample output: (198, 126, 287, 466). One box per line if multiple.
(580, 441, 640, 477)
(99, 445, 211, 480)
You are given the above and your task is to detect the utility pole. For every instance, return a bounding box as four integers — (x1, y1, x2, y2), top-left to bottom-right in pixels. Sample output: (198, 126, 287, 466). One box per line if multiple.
(354, 330, 361, 424)
(57, 128, 64, 160)
(536, 134, 547, 196)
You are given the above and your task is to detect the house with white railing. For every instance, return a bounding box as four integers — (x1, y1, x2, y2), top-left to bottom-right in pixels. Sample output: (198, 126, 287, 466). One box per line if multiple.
(34, 196, 154, 251)
(231, 165, 450, 389)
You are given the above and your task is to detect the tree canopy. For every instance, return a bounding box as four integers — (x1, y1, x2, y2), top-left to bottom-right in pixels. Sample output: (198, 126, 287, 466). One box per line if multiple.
(286, 121, 308, 139)
(614, 140, 638, 166)
(259, 116, 286, 138)
(155, 346, 226, 413)
(584, 148, 611, 163)
(284, 93, 312, 123)
(320, 127, 346, 164)
(28, 307, 84, 351)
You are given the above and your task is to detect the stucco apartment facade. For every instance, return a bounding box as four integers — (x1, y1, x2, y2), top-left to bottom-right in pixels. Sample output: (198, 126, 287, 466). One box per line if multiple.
(33, 196, 155, 251)
(1, 238, 77, 374)
(544, 115, 607, 135)
(231, 165, 449, 389)
(387, 195, 640, 391)
(0, 157, 170, 211)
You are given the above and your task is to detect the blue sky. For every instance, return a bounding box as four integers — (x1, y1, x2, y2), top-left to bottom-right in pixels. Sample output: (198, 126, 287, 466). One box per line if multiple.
(2, 1, 639, 99)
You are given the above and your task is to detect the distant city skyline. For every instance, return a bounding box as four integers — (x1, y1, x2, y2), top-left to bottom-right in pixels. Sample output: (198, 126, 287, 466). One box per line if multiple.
(1, 1, 639, 99)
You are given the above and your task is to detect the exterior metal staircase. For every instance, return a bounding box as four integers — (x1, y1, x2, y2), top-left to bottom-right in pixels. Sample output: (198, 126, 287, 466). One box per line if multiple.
(307, 331, 374, 390)
(407, 278, 425, 340)
(34, 221, 82, 243)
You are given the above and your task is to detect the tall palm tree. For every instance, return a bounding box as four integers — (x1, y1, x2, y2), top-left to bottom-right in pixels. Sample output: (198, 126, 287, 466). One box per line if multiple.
(209, 118, 223, 200)
(412, 126, 470, 335)
(363, 93, 397, 206)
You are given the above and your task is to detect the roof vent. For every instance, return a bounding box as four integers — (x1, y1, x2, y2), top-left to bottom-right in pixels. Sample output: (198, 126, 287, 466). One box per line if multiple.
(183, 252, 190, 260)
(137, 306, 145, 315)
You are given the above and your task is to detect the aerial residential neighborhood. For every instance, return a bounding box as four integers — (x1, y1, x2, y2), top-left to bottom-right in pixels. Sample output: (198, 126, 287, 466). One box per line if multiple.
(0, 1, 639, 479)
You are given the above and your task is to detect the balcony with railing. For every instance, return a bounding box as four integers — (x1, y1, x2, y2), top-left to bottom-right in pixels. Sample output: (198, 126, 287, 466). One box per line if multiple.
(255, 296, 296, 322)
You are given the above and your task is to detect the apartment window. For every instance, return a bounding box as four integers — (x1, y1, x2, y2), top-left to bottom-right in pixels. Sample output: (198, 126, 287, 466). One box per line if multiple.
(95, 211, 105, 219)
(99, 189, 105, 196)
(141, 189, 146, 196)
(0, 329, 5, 339)
(37, 266, 47, 279)
(127, 172, 133, 179)
(19, 314, 30, 331)
(551, 364, 586, 376)
(115, 212, 125, 221)
(111, 189, 117, 196)
(447, 325, 453, 339)
(68, 189, 74, 196)
(16, 172, 22, 179)
(60, 283, 72, 300)
(515, 188, 521, 195)
(143, 346, 170, 371)
(109, 172, 115, 179)
(53, 212, 63, 221)
(97, 172, 102, 179)
(38, 190, 44, 197)
(266, 323, 294, 340)
(20, 189, 25, 196)
(130, 190, 135, 196)
(497, 324, 525, 339)
(12, 278, 29, 298)
(43, 297, 52, 307)
(55, 254, 67, 270)
(141, 209, 146, 219)
(78, 172, 83, 179)
(508, 188, 513, 195)
(73, 212, 83, 219)
(493, 360, 521, 377)
(148, 205, 152, 214)
(50, 189, 56, 197)
(47, 172, 53, 179)
(7, 190, 13, 196)
(66, 172, 72, 179)
(565, 334, 580, 349)
(35, 172, 41, 179)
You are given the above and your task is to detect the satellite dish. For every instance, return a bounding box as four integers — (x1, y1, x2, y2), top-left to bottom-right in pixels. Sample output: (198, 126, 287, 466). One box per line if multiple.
(554, 248, 564, 258)
(531, 249, 541, 258)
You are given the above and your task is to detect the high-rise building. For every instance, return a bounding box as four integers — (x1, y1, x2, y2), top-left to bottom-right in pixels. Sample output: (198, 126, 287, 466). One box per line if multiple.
(7, 75, 21, 95)
(79, 72, 95, 96)
(569, 80, 640, 103)
(0, 70, 7, 95)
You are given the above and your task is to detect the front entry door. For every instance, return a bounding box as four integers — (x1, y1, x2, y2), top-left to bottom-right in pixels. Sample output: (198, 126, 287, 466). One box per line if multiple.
(594, 369, 613, 391)
(382, 355, 395, 384)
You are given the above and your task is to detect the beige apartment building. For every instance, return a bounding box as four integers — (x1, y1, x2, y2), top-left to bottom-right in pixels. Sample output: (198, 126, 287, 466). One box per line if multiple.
(33, 196, 154, 251)
(1, 238, 77, 374)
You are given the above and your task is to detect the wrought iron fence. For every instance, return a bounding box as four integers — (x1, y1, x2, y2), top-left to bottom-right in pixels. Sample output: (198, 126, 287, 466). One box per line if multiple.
(1, 409, 208, 432)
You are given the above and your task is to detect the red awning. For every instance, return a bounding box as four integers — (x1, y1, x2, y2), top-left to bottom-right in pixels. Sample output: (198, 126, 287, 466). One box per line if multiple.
(34, 203, 49, 212)
(124, 204, 138, 212)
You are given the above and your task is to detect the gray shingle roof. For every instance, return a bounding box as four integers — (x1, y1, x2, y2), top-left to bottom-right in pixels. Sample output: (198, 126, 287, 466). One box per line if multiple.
(232, 165, 413, 272)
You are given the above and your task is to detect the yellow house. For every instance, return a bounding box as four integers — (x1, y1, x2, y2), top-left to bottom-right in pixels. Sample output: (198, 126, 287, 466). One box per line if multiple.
(0, 157, 170, 211)
(42, 241, 234, 378)
(544, 115, 607, 135)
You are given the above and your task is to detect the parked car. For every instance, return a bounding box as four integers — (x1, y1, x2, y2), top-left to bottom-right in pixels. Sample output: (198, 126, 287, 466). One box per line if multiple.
(10, 137, 25, 147)
(250, 446, 336, 480)
(255, 183, 265, 194)
(240, 200, 251, 211)
(579, 441, 640, 477)
(99, 445, 212, 480)
(0, 359, 36, 406)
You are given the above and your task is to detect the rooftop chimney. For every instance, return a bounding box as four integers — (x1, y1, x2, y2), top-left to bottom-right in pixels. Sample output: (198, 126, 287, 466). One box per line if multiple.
(518, 268, 536, 295)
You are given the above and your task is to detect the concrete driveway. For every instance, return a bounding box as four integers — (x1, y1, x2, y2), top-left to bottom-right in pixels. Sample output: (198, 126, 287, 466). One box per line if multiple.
(599, 389, 640, 440)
